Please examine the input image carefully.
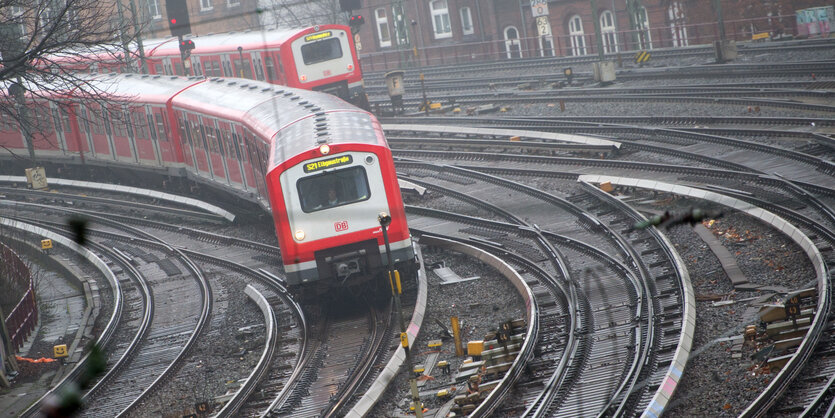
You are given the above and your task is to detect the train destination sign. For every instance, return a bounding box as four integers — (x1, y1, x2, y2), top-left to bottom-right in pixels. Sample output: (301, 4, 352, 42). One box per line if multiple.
(305, 31, 333, 42)
(304, 154, 352, 173)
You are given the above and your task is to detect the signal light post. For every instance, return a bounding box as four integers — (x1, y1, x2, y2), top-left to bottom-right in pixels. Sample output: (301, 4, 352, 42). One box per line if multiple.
(378, 212, 423, 418)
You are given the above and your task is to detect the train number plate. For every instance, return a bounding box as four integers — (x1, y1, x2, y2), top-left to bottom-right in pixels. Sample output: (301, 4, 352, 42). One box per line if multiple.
(334, 221, 349, 232)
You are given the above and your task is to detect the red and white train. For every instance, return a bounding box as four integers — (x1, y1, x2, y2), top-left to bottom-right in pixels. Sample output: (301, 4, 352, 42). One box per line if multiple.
(54, 25, 369, 109)
(0, 73, 413, 295)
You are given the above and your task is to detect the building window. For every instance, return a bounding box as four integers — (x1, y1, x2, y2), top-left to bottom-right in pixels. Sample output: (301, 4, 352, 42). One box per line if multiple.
(568, 15, 586, 56)
(147, 0, 161, 19)
(430, 0, 452, 39)
(503, 26, 521, 59)
(375, 8, 392, 48)
(227, 0, 240, 7)
(201, 0, 213, 11)
(600, 10, 617, 53)
(39, 8, 52, 30)
(460, 7, 474, 35)
(634, 6, 652, 49)
(12, 6, 26, 37)
(668, 2, 688, 47)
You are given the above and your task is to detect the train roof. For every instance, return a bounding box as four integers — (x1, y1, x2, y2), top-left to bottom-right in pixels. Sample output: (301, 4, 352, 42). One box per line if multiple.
(1, 73, 197, 104)
(147, 25, 348, 57)
(170, 77, 385, 163)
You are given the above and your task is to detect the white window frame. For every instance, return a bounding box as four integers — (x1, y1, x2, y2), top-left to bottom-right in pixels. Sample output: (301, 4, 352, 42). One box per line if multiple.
(227, 0, 240, 7)
(636, 7, 653, 49)
(200, 0, 213, 11)
(460, 7, 474, 35)
(39, 7, 52, 30)
(430, 0, 452, 39)
(568, 15, 587, 56)
(668, 2, 689, 47)
(12, 6, 26, 37)
(600, 10, 618, 53)
(375, 8, 392, 48)
(503, 26, 522, 59)
(147, 0, 161, 19)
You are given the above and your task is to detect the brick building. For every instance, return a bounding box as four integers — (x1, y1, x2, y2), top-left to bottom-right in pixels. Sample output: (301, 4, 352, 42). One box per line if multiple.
(348, 0, 830, 71)
(137, 0, 262, 39)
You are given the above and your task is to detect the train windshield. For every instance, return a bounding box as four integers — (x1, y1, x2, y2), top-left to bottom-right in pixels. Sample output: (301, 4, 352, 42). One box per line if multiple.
(297, 166, 370, 213)
(301, 38, 343, 65)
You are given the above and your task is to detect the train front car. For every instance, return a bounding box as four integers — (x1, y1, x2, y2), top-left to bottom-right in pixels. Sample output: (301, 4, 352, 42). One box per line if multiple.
(283, 25, 369, 110)
(266, 108, 413, 298)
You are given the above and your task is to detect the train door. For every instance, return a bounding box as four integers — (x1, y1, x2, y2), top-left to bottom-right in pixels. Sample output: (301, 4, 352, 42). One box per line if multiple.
(175, 111, 198, 171)
(129, 106, 155, 164)
(106, 106, 136, 162)
(187, 112, 212, 177)
(153, 107, 177, 164)
(205, 118, 229, 183)
(190, 56, 203, 77)
(251, 52, 265, 81)
(229, 124, 249, 191)
(263, 52, 280, 84)
(217, 120, 242, 186)
(163, 58, 174, 75)
(50, 103, 69, 155)
(242, 128, 268, 198)
(144, 106, 163, 166)
(78, 106, 96, 157)
(65, 104, 88, 161)
(88, 105, 114, 159)
(221, 55, 233, 77)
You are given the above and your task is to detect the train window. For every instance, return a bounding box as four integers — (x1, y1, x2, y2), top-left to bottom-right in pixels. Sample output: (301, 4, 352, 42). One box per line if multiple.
(79, 107, 90, 133)
(51, 107, 63, 133)
(132, 111, 148, 139)
(146, 113, 157, 141)
(300, 39, 343, 65)
(231, 131, 243, 161)
(155, 112, 168, 141)
(297, 166, 370, 213)
(111, 109, 128, 137)
(101, 109, 112, 135)
(60, 107, 72, 133)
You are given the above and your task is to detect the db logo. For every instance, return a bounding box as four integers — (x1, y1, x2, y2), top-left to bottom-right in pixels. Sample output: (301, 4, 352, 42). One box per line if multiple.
(334, 221, 349, 232)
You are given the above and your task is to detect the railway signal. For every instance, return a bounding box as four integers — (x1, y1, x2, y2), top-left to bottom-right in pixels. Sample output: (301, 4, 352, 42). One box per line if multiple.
(166, 0, 192, 37)
(179, 39, 195, 58)
(349, 14, 365, 34)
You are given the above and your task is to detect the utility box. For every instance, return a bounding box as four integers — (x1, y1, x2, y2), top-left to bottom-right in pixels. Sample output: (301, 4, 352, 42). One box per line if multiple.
(384, 70, 405, 114)
(384, 70, 405, 98)
(467, 340, 484, 357)
(714, 40, 737, 63)
(592, 61, 616, 83)
(25, 167, 48, 190)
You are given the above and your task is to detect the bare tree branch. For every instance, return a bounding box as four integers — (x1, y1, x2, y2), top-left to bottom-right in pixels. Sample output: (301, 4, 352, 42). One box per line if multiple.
(1, 0, 142, 162)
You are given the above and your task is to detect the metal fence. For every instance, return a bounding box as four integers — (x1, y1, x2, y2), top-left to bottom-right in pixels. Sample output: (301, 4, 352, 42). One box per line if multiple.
(2, 243, 38, 353)
(360, 14, 804, 73)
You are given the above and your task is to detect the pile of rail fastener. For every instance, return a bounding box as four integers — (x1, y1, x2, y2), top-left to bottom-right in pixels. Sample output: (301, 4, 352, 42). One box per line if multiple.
(451, 319, 526, 415)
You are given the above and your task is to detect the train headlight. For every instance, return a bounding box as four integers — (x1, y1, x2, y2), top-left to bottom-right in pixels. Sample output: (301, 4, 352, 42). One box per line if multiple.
(294, 229, 305, 241)
(347, 64, 354, 71)
(319, 144, 330, 155)
(300, 75, 307, 82)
